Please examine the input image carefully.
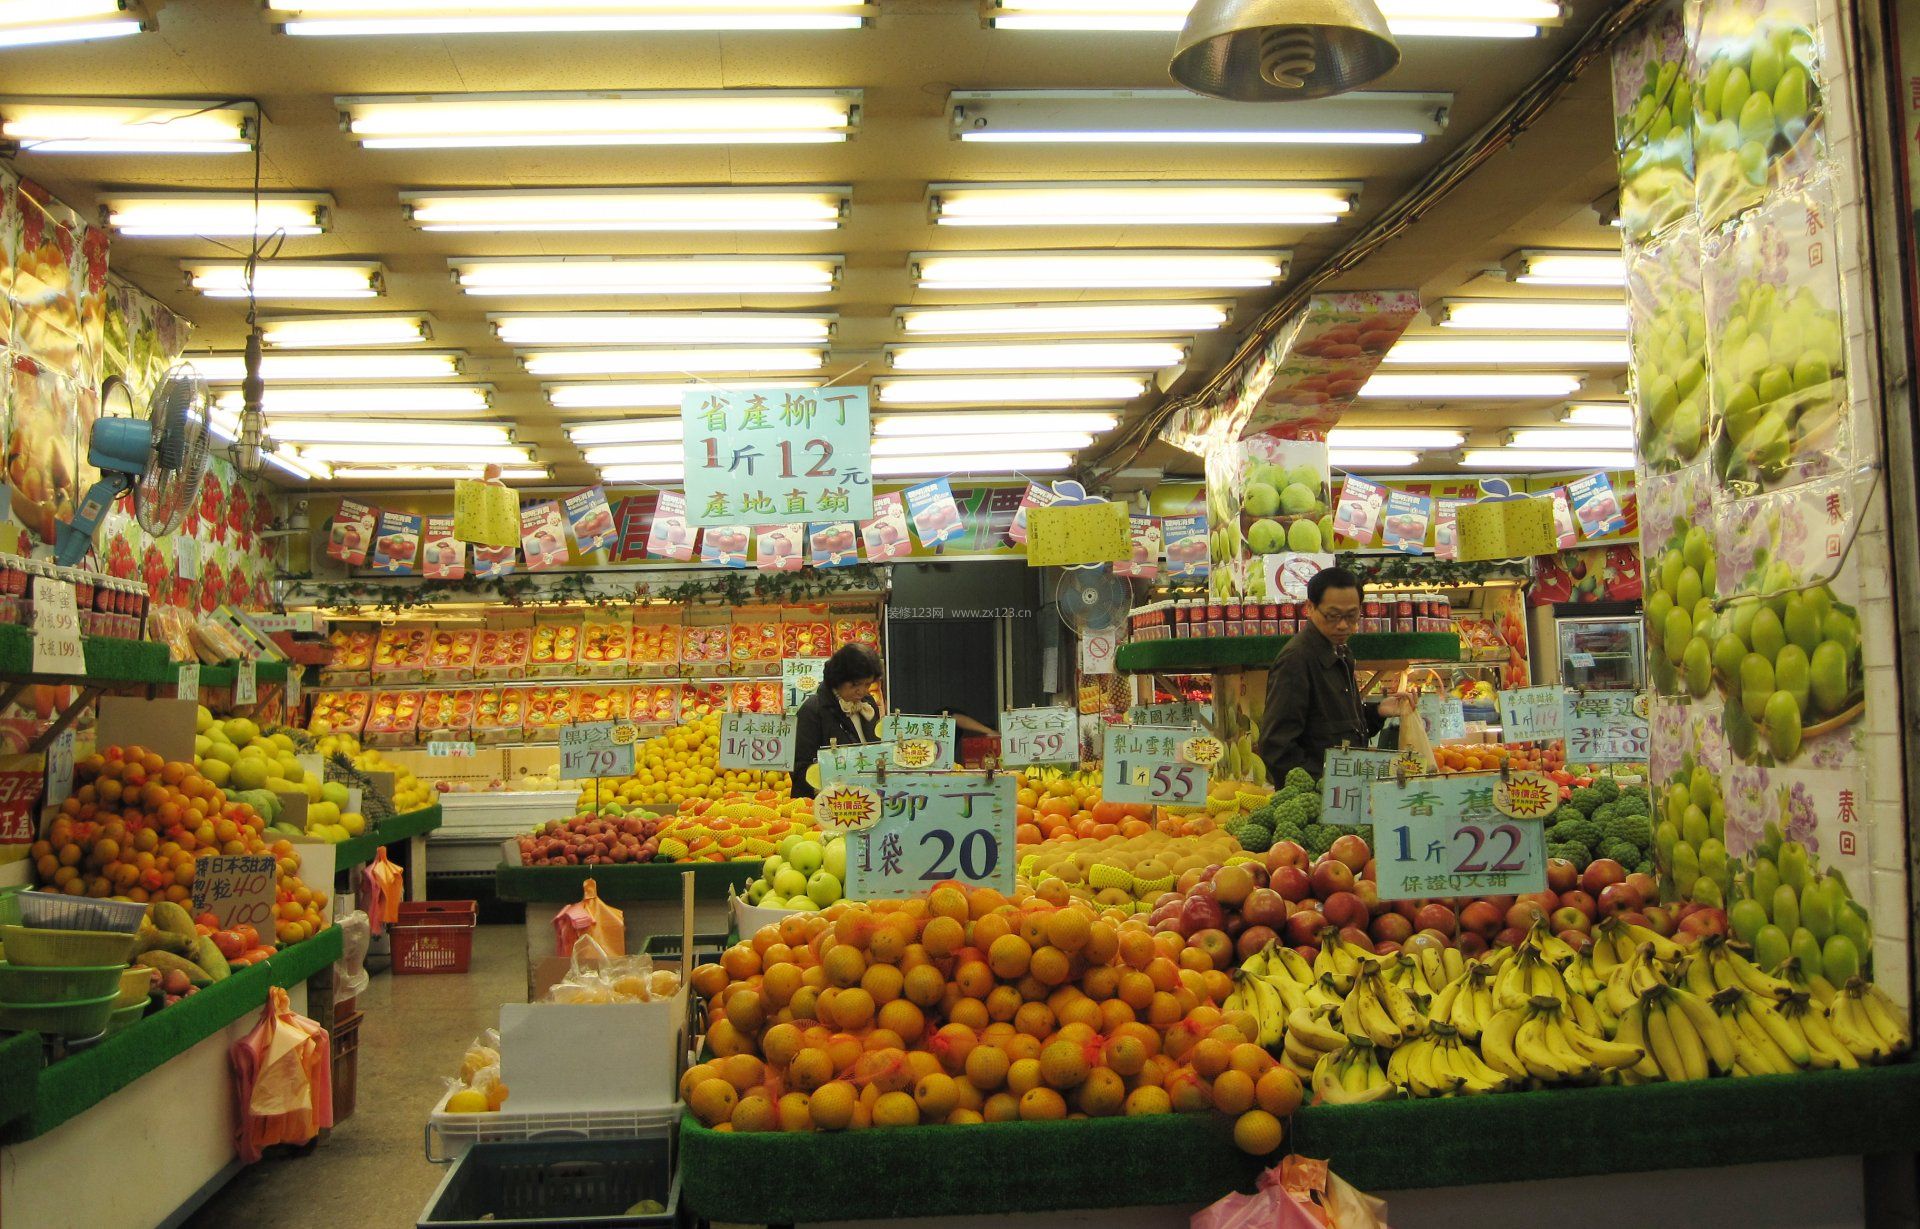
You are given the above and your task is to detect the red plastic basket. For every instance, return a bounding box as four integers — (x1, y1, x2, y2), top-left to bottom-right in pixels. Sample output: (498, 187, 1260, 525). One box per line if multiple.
(390, 901, 477, 975)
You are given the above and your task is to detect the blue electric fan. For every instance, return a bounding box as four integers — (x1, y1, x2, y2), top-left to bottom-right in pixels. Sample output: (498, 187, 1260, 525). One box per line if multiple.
(55, 366, 212, 565)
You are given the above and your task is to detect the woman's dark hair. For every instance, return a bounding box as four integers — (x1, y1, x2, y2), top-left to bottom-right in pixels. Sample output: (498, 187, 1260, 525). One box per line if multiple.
(823, 643, 883, 690)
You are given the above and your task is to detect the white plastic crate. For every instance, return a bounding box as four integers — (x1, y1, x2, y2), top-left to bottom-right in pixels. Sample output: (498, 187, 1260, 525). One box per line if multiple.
(424, 1087, 681, 1163)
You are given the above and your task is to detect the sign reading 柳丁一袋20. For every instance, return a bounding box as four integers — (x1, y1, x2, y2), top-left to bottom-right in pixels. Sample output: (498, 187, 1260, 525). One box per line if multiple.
(681, 387, 872, 527)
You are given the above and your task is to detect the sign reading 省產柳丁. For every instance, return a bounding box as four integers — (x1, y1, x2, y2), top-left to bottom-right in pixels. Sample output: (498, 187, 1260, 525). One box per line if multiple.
(681, 387, 873, 527)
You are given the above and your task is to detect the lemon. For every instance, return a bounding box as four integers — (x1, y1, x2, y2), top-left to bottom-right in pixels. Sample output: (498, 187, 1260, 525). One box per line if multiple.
(445, 1089, 491, 1113)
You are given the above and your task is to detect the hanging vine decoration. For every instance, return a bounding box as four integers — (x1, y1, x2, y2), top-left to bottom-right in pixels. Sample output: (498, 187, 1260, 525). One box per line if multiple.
(290, 563, 887, 615)
(1337, 553, 1531, 588)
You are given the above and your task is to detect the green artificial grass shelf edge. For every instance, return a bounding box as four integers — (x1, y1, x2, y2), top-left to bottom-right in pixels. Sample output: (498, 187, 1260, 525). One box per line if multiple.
(495, 858, 758, 903)
(0, 623, 176, 686)
(0, 1031, 41, 1129)
(1117, 632, 1460, 674)
(678, 1062, 1920, 1222)
(332, 804, 443, 871)
(5, 926, 343, 1142)
(194, 659, 290, 688)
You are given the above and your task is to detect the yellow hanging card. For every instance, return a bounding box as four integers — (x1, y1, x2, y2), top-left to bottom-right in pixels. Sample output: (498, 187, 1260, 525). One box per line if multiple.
(452, 479, 521, 548)
(1026, 501, 1130, 567)
(1454, 497, 1557, 561)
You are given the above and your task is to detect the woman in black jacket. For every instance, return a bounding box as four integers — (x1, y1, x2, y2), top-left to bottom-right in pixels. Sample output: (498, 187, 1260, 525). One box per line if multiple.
(791, 643, 883, 799)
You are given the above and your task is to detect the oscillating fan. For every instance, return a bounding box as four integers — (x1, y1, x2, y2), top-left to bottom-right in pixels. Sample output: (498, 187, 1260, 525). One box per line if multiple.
(55, 366, 214, 565)
(1055, 567, 1133, 639)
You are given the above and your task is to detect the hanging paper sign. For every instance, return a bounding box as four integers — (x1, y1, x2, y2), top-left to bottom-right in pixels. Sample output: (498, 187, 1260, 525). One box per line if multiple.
(782, 657, 828, 711)
(1380, 490, 1433, 554)
(1417, 695, 1466, 742)
(421, 514, 465, 580)
(1078, 628, 1116, 676)
(472, 542, 516, 579)
(29, 577, 84, 674)
(559, 721, 637, 780)
(520, 502, 569, 571)
(43, 729, 74, 809)
(1113, 515, 1163, 579)
(1027, 499, 1129, 567)
(428, 739, 478, 759)
(887, 714, 957, 768)
(903, 478, 965, 548)
(754, 524, 805, 572)
(809, 521, 860, 567)
(1498, 685, 1567, 743)
(681, 386, 872, 527)
(370, 510, 421, 575)
(564, 486, 618, 555)
(1561, 690, 1650, 763)
(998, 706, 1077, 767)
(816, 781, 882, 833)
(1455, 497, 1556, 561)
(846, 770, 1017, 898)
(893, 738, 939, 768)
(453, 478, 520, 548)
(1102, 725, 1209, 807)
(860, 492, 914, 561)
(1162, 513, 1209, 578)
(816, 741, 890, 788)
(1433, 499, 1463, 561)
(1369, 774, 1546, 901)
(327, 498, 376, 565)
(176, 662, 200, 704)
(0, 756, 41, 849)
(1333, 475, 1387, 546)
(719, 713, 798, 771)
(1567, 472, 1627, 539)
(287, 666, 303, 712)
(1180, 735, 1224, 768)
(234, 658, 258, 706)
(645, 490, 698, 561)
(1007, 481, 1059, 545)
(176, 535, 200, 581)
(190, 854, 279, 930)
(701, 524, 750, 568)
(1321, 747, 1403, 826)
(1493, 771, 1560, 820)
(1262, 552, 1335, 602)
(1545, 486, 1578, 548)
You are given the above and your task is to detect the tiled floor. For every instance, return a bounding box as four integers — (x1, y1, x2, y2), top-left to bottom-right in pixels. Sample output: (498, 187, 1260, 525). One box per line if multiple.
(185, 925, 527, 1228)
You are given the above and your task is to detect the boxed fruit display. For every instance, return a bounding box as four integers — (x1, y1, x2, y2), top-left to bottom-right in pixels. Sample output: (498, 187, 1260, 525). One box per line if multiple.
(475, 627, 531, 680)
(427, 628, 480, 679)
(580, 612, 631, 675)
(373, 626, 430, 682)
(783, 617, 832, 659)
(472, 688, 526, 745)
(322, 628, 376, 683)
(631, 619, 682, 672)
(528, 619, 581, 677)
(364, 689, 423, 746)
(310, 690, 371, 737)
(681, 682, 726, 720)
(731, 616, 784, 667)
(524, 687, 572, 738)
(419, 688, 476, 736)
(633, 683, 679, 726)
(727, 681, 783, 714)
(571, 685, 629, 725)
(682, 624, 729, 667)
(834, 615, 880, 651)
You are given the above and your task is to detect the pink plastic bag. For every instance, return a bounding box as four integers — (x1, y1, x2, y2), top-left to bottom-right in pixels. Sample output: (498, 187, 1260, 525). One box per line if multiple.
(229, 986, 334, 1163)
(360, 848, 404, 933)
(552, 878, 625, 959)
(1192, 1157, 1389, 1229)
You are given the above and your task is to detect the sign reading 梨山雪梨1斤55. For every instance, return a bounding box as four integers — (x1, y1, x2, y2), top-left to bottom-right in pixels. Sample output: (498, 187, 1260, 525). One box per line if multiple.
(846, 770, 1016, 899)
(681, 386, 872, 527)
(1101, 725, 1210, 807)
(1368, 773, 1545, 902)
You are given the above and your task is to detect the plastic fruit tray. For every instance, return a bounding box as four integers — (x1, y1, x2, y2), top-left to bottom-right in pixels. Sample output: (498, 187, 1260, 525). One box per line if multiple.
(0, 890, 145, 935)
(0, 925, 139, 968)
(425, 1089, 681, 1163)
(0, 962, 126, 1004)
(103, 999, 147, 1036)
(0, 989, 119, 1037)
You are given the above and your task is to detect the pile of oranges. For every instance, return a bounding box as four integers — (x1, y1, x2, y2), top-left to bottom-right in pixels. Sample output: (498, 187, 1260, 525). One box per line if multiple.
(1014, 774, 1223, 846)
(30, 744, 329, 947)
(1431, 741, 1567, 775)
(685, 886, 1301, 1155)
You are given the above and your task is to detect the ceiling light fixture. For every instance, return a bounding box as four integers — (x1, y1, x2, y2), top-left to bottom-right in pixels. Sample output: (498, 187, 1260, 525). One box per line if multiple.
(1359, 372, 1583, 398)
(913, 250, 1286, 290)
(876, 411, 1118, 436)
(566, 420, 688, 446)
(1502, 248, 1626, 287)
(265, 450, 333, 482)
(520, 347, 826, 376)
(272, 1, 871, 35)
(294, 443, 534, 465)
(260, 315, 430, 348)
(872, 432, 1093, 456)
(451, 256, 840, 296)
(339, 89, 861, 148)
(103, 192, 331, 237)
(597, 463, 689, 483)
(950, 88, 1447, 145)
(1326, 448, 1420, 468)
(875, 375, 1147, 405)
(1432, 299, 1628, 332)
(266, 420, 511, 445)
(1170, 0, 1402, 102)
(546, 381, 811, 410)
(215, 385, 493, 415)
(1383, 335, 1630, 365)
(495, 312, 833, 346)
(1462, 448, 1637, 470)
(0, 2, 147, 48)
(0, 97, 253, 153)
(887, 341, 1185, 372)
(876, 451, 1075, 476)
(402, 186, 848, 232)
(1560, 402, 1634, 427)
(1505, 428, 1636, 450)
(581, 444, 685, 466)
(1324, 428, 1464, 449)
(327, 464, 549, 481)
(192, 351, 462, 382)
(185, 261, 383, 300)
(928, 180, 1356, 226)
(896, 302, 1229, 336)
(985, 1, 1561, 39)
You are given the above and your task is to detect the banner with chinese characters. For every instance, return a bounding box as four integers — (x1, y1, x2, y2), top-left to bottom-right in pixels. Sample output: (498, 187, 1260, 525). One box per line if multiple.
(681, 386, 871, 528)
(845, 770, 1017, 899)
(1369, 773, 1547, 902)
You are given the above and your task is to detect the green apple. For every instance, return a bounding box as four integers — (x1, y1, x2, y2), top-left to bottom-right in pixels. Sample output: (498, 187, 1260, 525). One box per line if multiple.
(823, 836, 847, 882)
(788, 839, 824, 875)
(1243, 482, 1281, 517)
(806, 870, 843, 909)
(773, 866, 808, 898)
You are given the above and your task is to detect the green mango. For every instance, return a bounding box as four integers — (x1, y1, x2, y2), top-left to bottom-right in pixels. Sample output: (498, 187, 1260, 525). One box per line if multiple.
(1777, 841, 1810, 892)
(1713, 631, 1749, 693)
(1755, 364, 1794, 407)
(1645, 589, 1674, 643)
(1658, 553, 1685, 599)
(1765, 690, 1803, 759)
(1764, 873, 1794, 927)
(1810, 640, 1850, 716)
(1701, 59, 1730, 118)
(1725, 698, 1758, 759)
(1711, 800, 1728, 843)
(1683, 636, 1713, 697)
(1682, 803, 1711, 850)
(1655, 819, 1679, 862)
(1801, 878, 1835, 942)
(1774, 65, 1811, 126)
(1691, 876, 1725, 909)
(1749, 606, 1787, 660)
(1749, 42, 1784, 96)
(1821, 934, 1861, 982)
(1666, 782, 1691, 826)
(1773, 643, 1811, 711)
(1738, 91, 1777, 144)
(1823, 609, 1858, 654)
(1729, 898, 1769, 945)
(1740, 652, 1776, 722)
(1753, 924, 1792, 973)
(1720, 65, 1753, 123)
(1664, 609, 1694, 665)
(1782, 593, 1821, 655)
(1738, 140, 1769, 186)
(1836, 897, 1872, 955)
(1671, 841, 1701, 896)
(1790, 926, 1825, 979)
(1690, 767, 1718, 811)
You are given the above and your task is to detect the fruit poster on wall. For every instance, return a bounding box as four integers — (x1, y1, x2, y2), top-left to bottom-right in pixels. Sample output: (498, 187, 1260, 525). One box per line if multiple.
(1213, 433, 1330, 600)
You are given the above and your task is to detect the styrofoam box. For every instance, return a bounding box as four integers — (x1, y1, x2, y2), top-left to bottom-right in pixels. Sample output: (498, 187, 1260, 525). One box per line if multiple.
(499, 989, 687, 1114)
(424, 1086, 681, 1164)
(730, 892, 817, 937)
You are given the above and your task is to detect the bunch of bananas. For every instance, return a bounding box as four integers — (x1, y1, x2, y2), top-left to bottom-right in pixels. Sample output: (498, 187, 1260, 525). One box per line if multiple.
(1309, 1037, 1395, 1104)
(1831, 977, 1914, 1062)
(1384, 1023, 1514, 1096)
(1479, 994, 1646, 1083)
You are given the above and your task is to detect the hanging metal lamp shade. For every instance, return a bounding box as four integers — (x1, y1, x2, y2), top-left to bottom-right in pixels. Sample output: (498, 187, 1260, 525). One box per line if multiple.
(1170, 0, 1402, 102)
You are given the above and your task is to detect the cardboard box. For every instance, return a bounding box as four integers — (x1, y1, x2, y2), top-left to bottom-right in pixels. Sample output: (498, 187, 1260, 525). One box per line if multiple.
(95, 696, 197, 765)
(272, 790, 310, 831)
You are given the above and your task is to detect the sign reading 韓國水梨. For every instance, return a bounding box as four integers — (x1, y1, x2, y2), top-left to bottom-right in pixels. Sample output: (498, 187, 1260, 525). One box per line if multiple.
(681, 387, 872, 528)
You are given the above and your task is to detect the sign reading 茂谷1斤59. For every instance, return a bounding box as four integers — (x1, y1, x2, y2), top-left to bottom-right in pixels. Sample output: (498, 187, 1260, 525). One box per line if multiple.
(681, 386, 872, 527)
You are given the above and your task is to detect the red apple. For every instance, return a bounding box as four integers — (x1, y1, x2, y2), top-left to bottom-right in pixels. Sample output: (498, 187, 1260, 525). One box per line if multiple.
(1176, 868, 1205, 894)
(1190, 928, 1235, 969)
(1677, 908, 1729, 941)
(1506, 899, 1548, 931)
(1493, 926, 1530, 948)
(1270, 866, 1312, 903)
(1360, 858, 1376, 883)
(1267, 841, 1309, 870)
(1322, 891, 1369, 931)
(1373, 941, 1402, 956)
(1283, 908, 1328, 947)
(1390, 898, 1420, 923)
(1410, 928, 1453, 952)
(1459, 900, 1504, 938)
(1354, 880, 1385, 916)
(1337, 926, 1376, 953)
(1455, 932, 1490, 958)
(1237, 925, 1280, 962)
(1481, 894, 1517, 915)
(1518, 890, 1560, 917)
(1581, 859, 1628, 897)
(1545, 858, 1579, 893)
(1550, 906, 1591, 935)
(1181, 894, 1225, 934)
(1294, 945, 1319, 963)
(1310, 859, 1356, 899)
(1556, 928, 1593, 953)
(1641, 905, 1676, 936)
(1616, 911, 1649, 928)
(1370, 912, 1414, 945)
(1329, 834, 1372, 872)
(1242, 888, 1290, 930)
(1597, 882, 1644, 916)
(1625, 872, 1658, 903)
(1559, 889, 1598, 921)
(1414, 903, 1458, 938)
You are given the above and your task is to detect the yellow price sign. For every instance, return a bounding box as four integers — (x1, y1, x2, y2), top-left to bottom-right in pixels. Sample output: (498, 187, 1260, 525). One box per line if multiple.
(1179, 736, 1224, 768)
(611, 723, 638, 746)
(1493, 771, 1559, 820)
(892, 739, 938, 769)
(818, 783, 881, 833)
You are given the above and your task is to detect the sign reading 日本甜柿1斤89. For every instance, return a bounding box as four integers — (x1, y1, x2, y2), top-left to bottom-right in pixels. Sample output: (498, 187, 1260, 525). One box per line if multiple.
(681, 386, 872, 527)
(719, 713, 798, 771)
(1367, 773, 1545, 902)
(846, 770, 1016, 899)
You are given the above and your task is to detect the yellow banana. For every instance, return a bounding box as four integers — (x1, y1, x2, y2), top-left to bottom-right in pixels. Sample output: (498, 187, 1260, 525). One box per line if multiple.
(1661, 995, 1710, 1080)
(1562, 1015, 1644, 1070)
(1684, 951, 1719, 999)
(1622, 921, 1684, 962)
(1667, 986, 1735, 1075)
(1725, 946, 1795, 1000)
(1568, 991, 1606, 1038)
(1428, 976, 1463, 1025)
(1859, 980, 1913, 1054)
(1539, 1009, 1594, 1078)
(1642, 994, 1687, 1081)
(1728, 996, 1796, 1072)
(1248, 975, 1287, 1048)
(1748, 993, 1810, 1067)
(1286, 1006, 1348, 1052)
(1789, 997, 1859, 1070)
(1441, 946, 1466, 983)
(1829, 989, 1888, 1063)
(1478, 1007, 1529, 1081)
(1590, 929, 1622, 976)
(1378, 974, 1426, 1036)
(1613, 999, 1662, 1080)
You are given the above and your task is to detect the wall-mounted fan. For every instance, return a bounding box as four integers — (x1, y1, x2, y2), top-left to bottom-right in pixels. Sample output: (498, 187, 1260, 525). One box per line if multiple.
(55, 366, 213, 565)
(1055, 567, 1132, 639)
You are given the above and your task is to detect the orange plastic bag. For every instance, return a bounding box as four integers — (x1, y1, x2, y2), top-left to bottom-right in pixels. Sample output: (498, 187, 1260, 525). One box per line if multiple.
(1190, 1157, 1389, 1229)
(229, 986, 334, 1163)
(552, 878, 625, 959)
(366, 847, 404, 928)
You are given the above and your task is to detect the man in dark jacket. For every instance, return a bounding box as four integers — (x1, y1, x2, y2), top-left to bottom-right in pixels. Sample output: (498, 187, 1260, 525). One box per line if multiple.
(1257, 566, 1410, 782)
(791, 643, 883, 799)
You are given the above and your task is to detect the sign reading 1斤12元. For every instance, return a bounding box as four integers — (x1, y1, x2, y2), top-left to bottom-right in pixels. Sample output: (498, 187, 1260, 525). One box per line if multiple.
(681, 386, 872, 528)
(846, 770, 1016, 899)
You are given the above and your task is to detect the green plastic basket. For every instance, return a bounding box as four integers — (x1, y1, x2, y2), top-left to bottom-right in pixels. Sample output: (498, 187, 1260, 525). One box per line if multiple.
(0, 962, 126, 1004)
(103, 999, 147, 1036)
(0, 926, 139, 968)
(0, 990, 119, 1037)
(116, 966, 155, 1007)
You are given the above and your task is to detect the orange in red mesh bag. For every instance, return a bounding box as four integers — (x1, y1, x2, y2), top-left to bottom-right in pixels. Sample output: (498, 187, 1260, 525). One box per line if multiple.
(229, 986, 334, 1163)
(1191, 1157, 1390, 1229)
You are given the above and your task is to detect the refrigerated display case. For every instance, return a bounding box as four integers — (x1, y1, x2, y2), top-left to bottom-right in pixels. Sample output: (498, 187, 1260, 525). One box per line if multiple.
(1554, 613, 1645, 690)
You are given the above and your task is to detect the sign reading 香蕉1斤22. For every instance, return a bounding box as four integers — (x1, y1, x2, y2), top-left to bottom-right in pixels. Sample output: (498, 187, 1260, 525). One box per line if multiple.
(846, 770, 1016, 899)
(1562, 690, 1649, 763)
(681, 386, 872, 527)
(1369, 773, 1545, 902)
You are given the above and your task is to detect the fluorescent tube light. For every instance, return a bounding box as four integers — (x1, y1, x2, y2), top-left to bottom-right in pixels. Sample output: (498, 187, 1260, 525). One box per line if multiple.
(215, 385, 491, 415)
(1506, 428, 1636, 450)
(403, 186, 847, 232)
(265, 450, 333, 482)
(598, 463, 688, 483)
(875, 375, 1147, 405)
(260, 315, 430, 348)
(185, 262, 382, 300)
(191, 351, 461, 382)
(1327, 449, 1421, 468)
(546, 381, 808, 409)
(949, 89, 1449, 146)
(887, 341, 1185, 372)
(872, 433, 1092, 456)
(268, 420, 511, 445)
(566, 420, 687, 446)
(1503, 248, 1625, 287)
(984, 1, 1561, 37)
(0, 97, 252, 153)
(875, 451, 1075, 476)
(272, 1, 869, 35)
(876, 411, 1117, 436)
(0, 2, 145, 48)
(328, 464, 548, 481)
(521, 347, 825, 376)
(1434, 299, 1629, 332)
(339, 89, 860, 148)
(897, 302, 1228, 336)
(929, 181, 1354, 226)
(451, 256, 839, 296)
(913, 250, 1285, 290)
(496, 313, 833, 347)
(581, 445, 681, 467)
(1561, 403, 1635, 427)
(295, 444, 534, 465)
(1360, 373, 1583, 399)
(104, 193, 330, 238)
(1462, 449, 1638, 470)
(1325, 428, 1464, 449)
(1384, 336, 1630, 365)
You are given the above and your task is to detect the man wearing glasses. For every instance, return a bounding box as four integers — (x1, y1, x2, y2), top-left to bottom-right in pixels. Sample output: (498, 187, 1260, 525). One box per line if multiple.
(1258, 566, 1412, 783)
